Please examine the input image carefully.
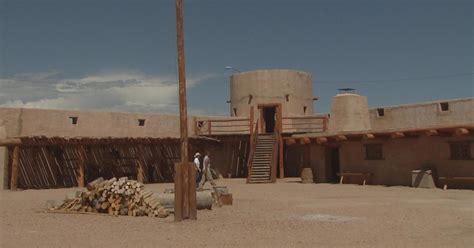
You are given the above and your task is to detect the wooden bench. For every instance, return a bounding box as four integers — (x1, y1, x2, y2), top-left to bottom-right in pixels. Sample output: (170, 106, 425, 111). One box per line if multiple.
(438, 177, 474, 190)
(337, 172, 371, 186)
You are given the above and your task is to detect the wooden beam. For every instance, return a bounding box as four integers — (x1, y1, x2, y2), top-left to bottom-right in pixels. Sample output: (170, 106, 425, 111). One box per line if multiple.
(425, 129, 438, 136)
(285, 138, 297, 146)
(390, 132, 405, 139)
(316, 137, 328, 145)
(299, 137, 311, 145)
(363, 133, 375, 140)
(0, 138, 21, 146)
(10, 146, 20, 190)
(454, 128, 469, 136)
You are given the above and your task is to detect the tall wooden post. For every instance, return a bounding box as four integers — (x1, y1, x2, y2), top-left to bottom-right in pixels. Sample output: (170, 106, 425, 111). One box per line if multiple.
(249, 106, 254, 136)
(174, 0, 197, 221)
(136, 145, 146, 183)
(77, 146, 86, 187)
(10, 145, 20, 190)
(278, 105, 284, 179)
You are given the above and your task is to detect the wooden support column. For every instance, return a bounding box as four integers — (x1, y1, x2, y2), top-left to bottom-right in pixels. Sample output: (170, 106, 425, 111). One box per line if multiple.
(77, 146, 86, 187)
(279, 135, 284, 179)
(249, 106, 254, 136)
(278, 105, 284, 179)
(136, 145, 146, 183)
(10, 146, 20, 190)
(207, 121, 212, 136)
(175, 0, 196, 221)
(174, 162, 196, 221)
(303, 145, 311, 175)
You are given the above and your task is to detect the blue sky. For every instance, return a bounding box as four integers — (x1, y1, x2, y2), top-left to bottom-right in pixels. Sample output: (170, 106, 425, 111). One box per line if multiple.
(0, 0, 472, 115)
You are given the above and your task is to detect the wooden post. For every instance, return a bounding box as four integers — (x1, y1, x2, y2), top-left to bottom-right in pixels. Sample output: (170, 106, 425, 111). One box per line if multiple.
(188, 162, 197, 220)
(174, 163, 183, 221)
(174, 0, 196, 221)
(249, 106, 254, 136)
(278, 105, 284, 179)
(208, 121, 212, 135)
(77, 146, 86, 187)
(323, 117, 328, 131)
(193, 117, 198, 135)
(136, 145, 146, 183)
(10, 145, 20, 190)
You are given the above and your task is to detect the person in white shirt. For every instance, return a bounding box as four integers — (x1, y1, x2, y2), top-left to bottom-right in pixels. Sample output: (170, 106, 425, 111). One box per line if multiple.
(193, 152, 202, 187)
(198, 151, 216, 190)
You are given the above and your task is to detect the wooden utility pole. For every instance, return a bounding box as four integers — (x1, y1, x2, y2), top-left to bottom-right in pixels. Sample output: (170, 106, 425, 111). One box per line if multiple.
(174, 0, 197, 221)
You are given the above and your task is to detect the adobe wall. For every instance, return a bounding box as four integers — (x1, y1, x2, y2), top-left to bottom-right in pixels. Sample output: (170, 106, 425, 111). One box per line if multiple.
(0, 107, 199, 138)
(336, 136, 474, 188)
(230, 70, 314, 118)
(368, 97, 474, 131)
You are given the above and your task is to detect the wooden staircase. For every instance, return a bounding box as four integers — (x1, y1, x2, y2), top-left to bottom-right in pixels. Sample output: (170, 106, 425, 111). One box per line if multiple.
(247, 133, 277, 183)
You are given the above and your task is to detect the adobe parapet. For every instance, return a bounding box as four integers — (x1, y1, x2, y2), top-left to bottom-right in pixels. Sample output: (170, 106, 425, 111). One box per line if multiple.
(230, 69, 315, 117)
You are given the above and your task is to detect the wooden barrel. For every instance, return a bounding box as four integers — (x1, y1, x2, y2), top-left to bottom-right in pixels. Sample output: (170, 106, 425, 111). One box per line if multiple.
(301, 167, 314, 183)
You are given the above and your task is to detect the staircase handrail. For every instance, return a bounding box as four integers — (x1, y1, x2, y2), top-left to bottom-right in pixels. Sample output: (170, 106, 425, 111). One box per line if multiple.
(271, 131, 280, 183)
(246, 120, 259, 183)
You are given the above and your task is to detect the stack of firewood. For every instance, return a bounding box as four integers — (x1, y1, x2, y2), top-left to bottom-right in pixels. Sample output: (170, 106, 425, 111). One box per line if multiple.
(50, 177, 169, 218)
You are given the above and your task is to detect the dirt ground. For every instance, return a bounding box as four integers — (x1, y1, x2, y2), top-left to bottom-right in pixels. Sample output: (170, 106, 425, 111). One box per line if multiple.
(0, 178, 473, 248)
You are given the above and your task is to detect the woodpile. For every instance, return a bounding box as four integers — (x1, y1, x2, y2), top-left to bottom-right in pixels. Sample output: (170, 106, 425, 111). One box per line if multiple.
(49, 177, 169, 218)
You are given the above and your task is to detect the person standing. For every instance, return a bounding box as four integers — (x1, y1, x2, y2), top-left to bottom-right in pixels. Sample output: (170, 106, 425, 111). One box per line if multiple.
(193, 152, 202, 187)
(198, 151, 216, 190)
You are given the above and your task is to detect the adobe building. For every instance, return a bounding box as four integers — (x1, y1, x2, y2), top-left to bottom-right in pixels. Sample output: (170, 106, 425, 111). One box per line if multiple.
(1, 69, 473, 190)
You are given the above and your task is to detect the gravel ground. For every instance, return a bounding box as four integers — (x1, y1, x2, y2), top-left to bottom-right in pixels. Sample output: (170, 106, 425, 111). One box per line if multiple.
(1, 178, 473, 248)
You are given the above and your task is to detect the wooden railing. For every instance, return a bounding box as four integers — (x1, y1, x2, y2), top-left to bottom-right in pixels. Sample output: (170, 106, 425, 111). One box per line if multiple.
(281, 115, 328, 134)
(194, 117, 251, 135)
(270, 132, 279, 183)
(246, 120, 259, 183)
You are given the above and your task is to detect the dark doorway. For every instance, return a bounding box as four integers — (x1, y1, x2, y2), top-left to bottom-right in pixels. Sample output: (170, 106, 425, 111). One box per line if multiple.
(263, 107, 276, 133)
(326, 147, 340, 182)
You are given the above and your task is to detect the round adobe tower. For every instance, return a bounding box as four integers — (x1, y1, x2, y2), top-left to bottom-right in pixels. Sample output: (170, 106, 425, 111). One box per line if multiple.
(328, 92, 371, 132)
(230, 69, 314, 117)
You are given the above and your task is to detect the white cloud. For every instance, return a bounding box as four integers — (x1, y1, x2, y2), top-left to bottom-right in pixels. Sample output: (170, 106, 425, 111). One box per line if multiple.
(0, 70, 216, 113)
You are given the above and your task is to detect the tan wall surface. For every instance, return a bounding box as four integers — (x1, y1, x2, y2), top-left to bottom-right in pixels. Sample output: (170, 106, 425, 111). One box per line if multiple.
(337, 136, 474, 187)
(368, 98, 474, 131)
(328, 93, 371, 132)
(0, 107, 202, 138)
(230, 70, 314, 117)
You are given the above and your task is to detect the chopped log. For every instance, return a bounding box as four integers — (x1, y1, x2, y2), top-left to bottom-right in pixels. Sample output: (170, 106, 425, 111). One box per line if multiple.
(154, 192, 213, 210)
(87, 177, 105, 190)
